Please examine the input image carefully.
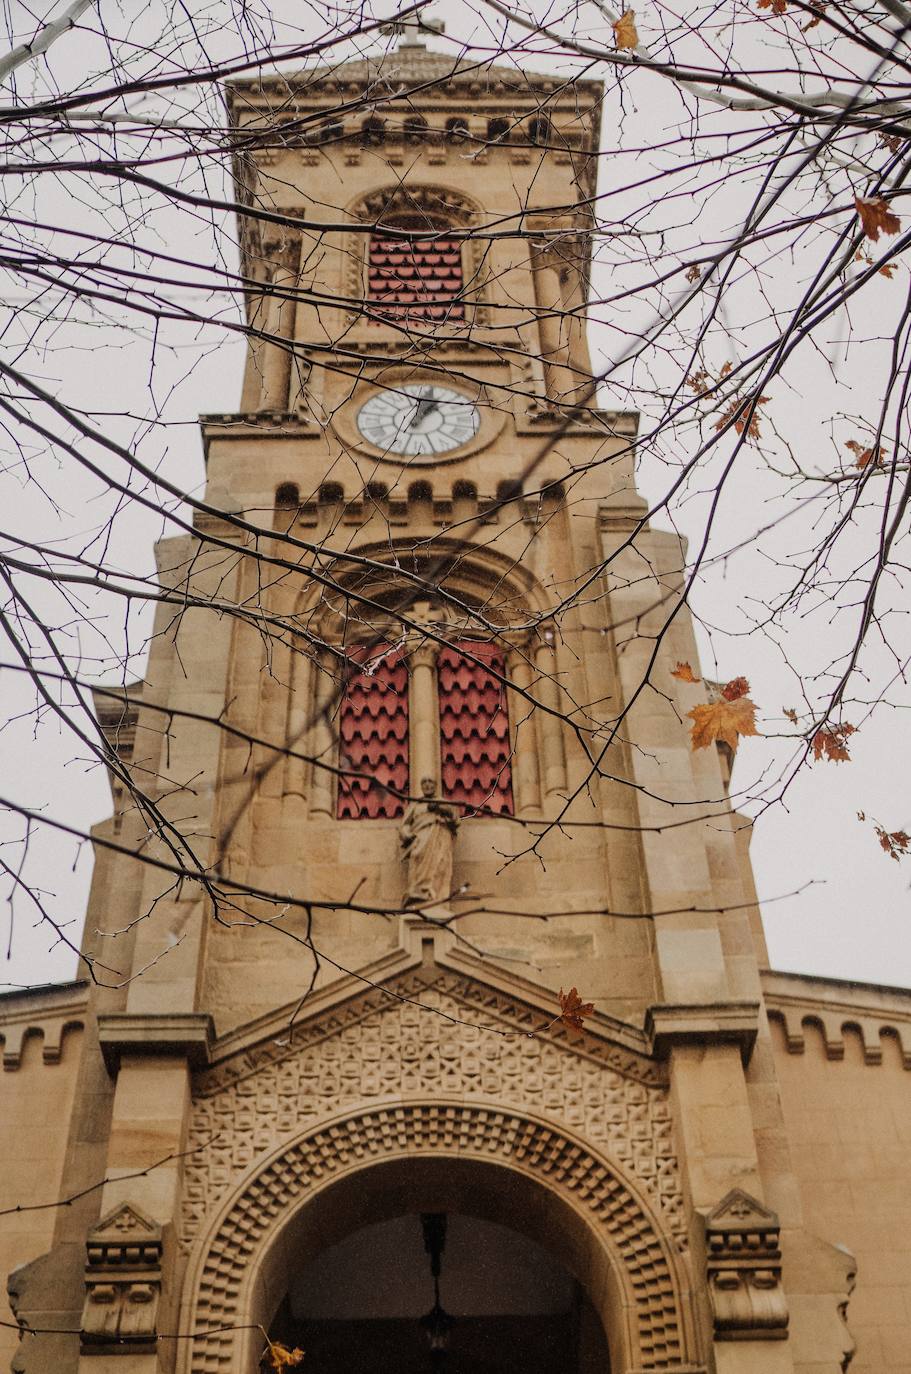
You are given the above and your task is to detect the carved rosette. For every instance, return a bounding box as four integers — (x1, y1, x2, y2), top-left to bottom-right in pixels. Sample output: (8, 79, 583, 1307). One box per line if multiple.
(81, 1203, 163, 1354)
(704, 1189, 788, 1341)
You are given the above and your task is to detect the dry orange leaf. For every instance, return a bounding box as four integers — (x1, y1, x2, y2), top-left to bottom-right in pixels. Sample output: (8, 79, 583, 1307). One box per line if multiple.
(714, 396, 769, 440)
(845, 439, 887, 469)
(558, 986, 595, 1036)
(685, 264, 702, 282)
(688, 695, 758, 751)
(264, 1344, 305, 1372)
(721, 675, 750, 701)
(671, 661, 700, 683)
(613, 9, 639, 49)
(877, 825, 910, 861)
(758, 0, 788, 13)
(812, 723, 855, 763)
(783, 706, 799, 724)
(855, 196, 901, 242)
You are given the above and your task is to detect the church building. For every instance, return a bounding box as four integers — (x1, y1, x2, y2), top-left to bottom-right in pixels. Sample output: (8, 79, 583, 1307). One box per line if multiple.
(2, 37, 911, 1374)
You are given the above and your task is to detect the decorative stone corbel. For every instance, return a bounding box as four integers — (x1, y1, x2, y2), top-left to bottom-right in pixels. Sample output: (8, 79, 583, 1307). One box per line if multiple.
(81, 1202, 162, 1353)
(704, 1189, 788, 1341)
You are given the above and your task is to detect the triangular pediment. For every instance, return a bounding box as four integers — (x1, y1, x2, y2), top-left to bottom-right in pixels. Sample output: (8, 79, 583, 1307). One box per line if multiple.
(197, 924, 662, 1098)
(89, 1201, 161, 1243)
(182, 924, 687, 1257)
(706, 1188, 779, 1233)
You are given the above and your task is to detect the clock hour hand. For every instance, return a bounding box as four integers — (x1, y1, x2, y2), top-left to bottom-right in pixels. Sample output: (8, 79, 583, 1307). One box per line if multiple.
(410, 388, 440, 428)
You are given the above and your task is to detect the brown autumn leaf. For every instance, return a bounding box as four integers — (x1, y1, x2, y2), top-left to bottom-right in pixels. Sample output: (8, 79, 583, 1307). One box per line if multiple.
(784, 706, 799, 724)
(688, 695, 758, 751)
(714, 396, 769, 440)
(264, 1344, 305, 1373)
(671, 661, 700, 683)
(802, 1, 825, 27)
(876, 825, 910, 861)
(613, 9, 639, 49)
(558, 986, 595, 1036)
(687, 368, 709, 393)
(686, 264, 702, 282)
(855, 196, 901, 242)
(811, 723, 856, 763)
(879, 132, 902, 153)
(845, 439, 887, 469)
(721, 675, 750, 701)
(758, 0, 788, 13)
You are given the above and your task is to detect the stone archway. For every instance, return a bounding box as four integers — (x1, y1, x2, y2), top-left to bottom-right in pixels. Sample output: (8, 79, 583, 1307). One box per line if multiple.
(178, 1099, 701, 1374)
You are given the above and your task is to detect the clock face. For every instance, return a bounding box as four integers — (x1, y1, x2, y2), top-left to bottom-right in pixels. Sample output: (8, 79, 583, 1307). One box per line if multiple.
(356, 384, 481, 457)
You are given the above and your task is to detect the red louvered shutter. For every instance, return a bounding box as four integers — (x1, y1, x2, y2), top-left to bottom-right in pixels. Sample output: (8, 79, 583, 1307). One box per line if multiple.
(337, 647, 409, 819)
(438, 640, 514, 815)
(368, 234, 464, 324)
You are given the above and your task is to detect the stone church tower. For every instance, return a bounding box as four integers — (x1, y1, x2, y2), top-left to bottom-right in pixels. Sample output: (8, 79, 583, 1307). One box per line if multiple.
(2, 39, 911, 1374)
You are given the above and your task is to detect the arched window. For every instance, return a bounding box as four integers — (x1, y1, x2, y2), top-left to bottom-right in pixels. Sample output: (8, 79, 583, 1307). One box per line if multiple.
(360, 116, 385, 146)
(337, 646, 409, 820)
(367, 221, 464, 325)
(403, 114, 428, 143)
(446, 116, 469, 142)
(439, 641, 513, 815)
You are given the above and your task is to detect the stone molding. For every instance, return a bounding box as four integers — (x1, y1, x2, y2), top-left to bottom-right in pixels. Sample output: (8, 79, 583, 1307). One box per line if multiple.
(81, 1202, 163, 1353)
(180, 1100, 692, 1374)
(762, 967, 911, 1068)
(97, 1012, 214, 1074)
(703, 1189, 787, 1342)
(646, 1002, 760, 1066)
(0, 980, 87, 1070)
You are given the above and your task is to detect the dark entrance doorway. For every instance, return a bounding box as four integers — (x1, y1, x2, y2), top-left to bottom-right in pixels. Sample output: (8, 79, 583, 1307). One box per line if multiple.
(269, 1212, 611, 1373)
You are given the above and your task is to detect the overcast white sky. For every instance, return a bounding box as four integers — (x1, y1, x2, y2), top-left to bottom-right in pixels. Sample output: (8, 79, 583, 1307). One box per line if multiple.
(1, 0, 909, 994)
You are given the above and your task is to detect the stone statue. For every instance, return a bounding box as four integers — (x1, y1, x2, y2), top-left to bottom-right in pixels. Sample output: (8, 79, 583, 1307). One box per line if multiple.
(399, 777, 460, 909)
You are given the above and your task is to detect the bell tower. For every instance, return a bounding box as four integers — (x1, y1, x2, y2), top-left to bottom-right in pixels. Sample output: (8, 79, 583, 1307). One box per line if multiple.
(185, 38, 767, 1030)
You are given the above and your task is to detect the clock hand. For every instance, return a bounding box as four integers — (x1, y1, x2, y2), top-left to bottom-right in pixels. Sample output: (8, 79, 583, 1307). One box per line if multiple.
(410, 391, 440, 428)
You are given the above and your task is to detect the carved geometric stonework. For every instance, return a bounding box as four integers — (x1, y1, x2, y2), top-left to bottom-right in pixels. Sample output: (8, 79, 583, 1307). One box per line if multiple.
(182, 966, 686, 1255)
(704, 1189, 788, 1342)
(181, 1101, 690, 1374)
(81, 1202, 162, 1354)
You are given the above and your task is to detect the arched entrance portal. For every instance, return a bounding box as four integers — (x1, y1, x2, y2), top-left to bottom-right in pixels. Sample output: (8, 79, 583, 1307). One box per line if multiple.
(179, 1101, 697, 1374)
(270, 1210, 611, 1373)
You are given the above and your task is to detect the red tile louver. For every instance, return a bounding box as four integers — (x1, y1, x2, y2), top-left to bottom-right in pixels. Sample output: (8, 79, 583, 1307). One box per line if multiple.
(337, 647, 409, 819)
(438, 641, 514, 815)
(368, 234, 464, 323)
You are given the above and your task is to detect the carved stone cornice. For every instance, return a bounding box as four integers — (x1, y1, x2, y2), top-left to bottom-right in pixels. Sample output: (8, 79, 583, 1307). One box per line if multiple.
(646, 1001, 760, 1065)
(97, 1012, 214, 1074)
(703, 1190, 788, 1342)
(0, 979, 87, 1070)
(761, 966, 911, 1068)
(81, 1203, 163, 1353)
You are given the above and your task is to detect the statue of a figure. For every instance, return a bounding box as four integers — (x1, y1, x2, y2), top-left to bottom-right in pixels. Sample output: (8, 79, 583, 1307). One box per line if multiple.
(399, 777, 460, 909)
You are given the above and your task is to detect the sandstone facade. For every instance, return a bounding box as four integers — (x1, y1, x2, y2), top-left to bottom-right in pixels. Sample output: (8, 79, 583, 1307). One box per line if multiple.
(2, 44, 908, 1374)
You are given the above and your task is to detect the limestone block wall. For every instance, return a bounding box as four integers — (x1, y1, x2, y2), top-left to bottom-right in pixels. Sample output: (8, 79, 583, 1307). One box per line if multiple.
(764, 971, 911, 1373)
(0, 985, 87, 1371)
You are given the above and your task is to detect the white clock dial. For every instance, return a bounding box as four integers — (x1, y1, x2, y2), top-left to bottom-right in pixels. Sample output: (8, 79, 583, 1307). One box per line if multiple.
(356, 384, 480, 457)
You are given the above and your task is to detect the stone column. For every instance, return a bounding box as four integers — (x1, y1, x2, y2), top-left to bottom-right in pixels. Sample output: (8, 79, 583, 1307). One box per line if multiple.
(308, 652, 336, 816)
(259, 237, 300, 411)
(283, 641, 311, 800)
(506, 646, 541, 814)
(408, 640, 441, 790)
(531, 251, 577, 405)
(533, 637, 567, 796)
